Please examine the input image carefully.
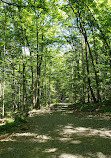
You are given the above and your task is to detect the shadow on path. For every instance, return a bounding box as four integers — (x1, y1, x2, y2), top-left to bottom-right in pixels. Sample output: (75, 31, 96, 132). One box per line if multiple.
(0, 111, 111, 158)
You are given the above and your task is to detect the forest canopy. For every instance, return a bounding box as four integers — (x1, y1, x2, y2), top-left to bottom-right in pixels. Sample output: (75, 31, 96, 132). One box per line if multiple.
(0, 0, 111, 117)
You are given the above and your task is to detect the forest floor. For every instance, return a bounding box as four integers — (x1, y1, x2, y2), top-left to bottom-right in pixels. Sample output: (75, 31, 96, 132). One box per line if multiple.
(0, 109, 111, 158)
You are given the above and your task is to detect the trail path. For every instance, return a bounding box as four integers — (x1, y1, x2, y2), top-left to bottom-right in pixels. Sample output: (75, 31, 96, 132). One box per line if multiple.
(0, 111, 111, 158)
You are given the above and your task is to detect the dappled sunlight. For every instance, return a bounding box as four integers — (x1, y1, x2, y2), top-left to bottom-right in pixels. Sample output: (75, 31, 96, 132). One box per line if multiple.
(96, 152, 108, 158)
(29, 109, 52, 117)
(59, 152, 110, 158)
(59, 153, 85, 158)
(58, 137, 81, 144)
(44, 148, 57, 153)
(88, 152, 110, 158)
(59, 137, 73, 142)
(0, 137, 16, 142)
(0, 112, 111, 158)
(0, 132, 37, 142)
(12, 132, 37, 137)
(64, 125, 74, 129)
(0, 132, 53, 144)
(35, 135, 52, 143)
(60, 125, 111, 138)
(12, 132, 52, 143)
(70, 140, 82, 144)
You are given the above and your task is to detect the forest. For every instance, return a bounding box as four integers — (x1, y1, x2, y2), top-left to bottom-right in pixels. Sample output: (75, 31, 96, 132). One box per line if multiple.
(0, 0, 111, 158)
(0, 0, 111, 117)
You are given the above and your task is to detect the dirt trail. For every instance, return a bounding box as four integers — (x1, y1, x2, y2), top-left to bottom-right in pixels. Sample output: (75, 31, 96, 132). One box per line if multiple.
(0, 111, 111, 158)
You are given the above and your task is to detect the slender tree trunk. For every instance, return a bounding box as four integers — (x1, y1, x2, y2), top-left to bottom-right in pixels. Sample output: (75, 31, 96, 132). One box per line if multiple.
(18, 62, 21, 111)
(71, 61, 74, 101)
(87, 87, 90, 103)
(44, 57, 47, 106)
(2, 19, 6, 117)
(0, 61, 1, 117)
(35, 16, 40, 109)
(23, 60, 25, 112)
(69, 1, 98, 102)
(12, 61, 16, 111)
(85, 43, 97, 102)
(2, 61, 5, 117)
(81, 36, 85, 103)
(24, 29, 34, 107)
(40, 77, 44, 106)
(31, 58, 34, 108)
(2, 78, 5, 117)
(78, 13, 100, 103)
(48, 63, 51, 106)
(35, 24, 43, 109)
(22, 55, 28, 113)
(77, 14, 98, 102)
(92, 27, 101, 102)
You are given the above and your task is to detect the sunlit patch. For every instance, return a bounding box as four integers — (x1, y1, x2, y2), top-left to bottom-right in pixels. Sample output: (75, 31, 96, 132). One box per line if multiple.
(62, 128, 77, 135)
(35, 135, 52, 143)
(60, 126, 111, 138)
(59, 153, 84, 158)
(88, 152, 109, 158)
(12, 132, 37, 137)
(64, 125, 74, 129)
(70, 140, 81, 144)
(29, 109, 52, 117)
(44, 148, 57, 153)
(59, 137, 72, 142)
(96, 152, 106, 158)
(0, 138, 15, 142)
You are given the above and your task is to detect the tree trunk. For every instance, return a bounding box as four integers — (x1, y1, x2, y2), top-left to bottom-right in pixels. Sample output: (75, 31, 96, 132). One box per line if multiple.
(0, 59, 1, 117)
(12, 61, 16, 111)
(18, 62, 21, 111)
(23, 60, 25, 111)
(85, 43, 97, 103)
(81, 36, 85, 103)
(2, 25, 6, 117)
(35, 16, 40, 109)
(22, 56, 28, 113)
(24, 29, 34, 108)
(69, 1, 101, 102)
(77, 12, 98, 103)
(92, 27, 101, 102)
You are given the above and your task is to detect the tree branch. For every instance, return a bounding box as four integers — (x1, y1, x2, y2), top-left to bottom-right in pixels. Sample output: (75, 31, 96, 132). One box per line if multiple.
(86, 5, 110, 49)
(0, 0, 45, 9)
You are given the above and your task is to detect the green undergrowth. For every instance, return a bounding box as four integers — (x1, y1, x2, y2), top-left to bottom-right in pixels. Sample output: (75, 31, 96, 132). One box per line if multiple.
(76, 100, 111, 113)
(0, 116, 27, 135)
(51, 100, 111, 113)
